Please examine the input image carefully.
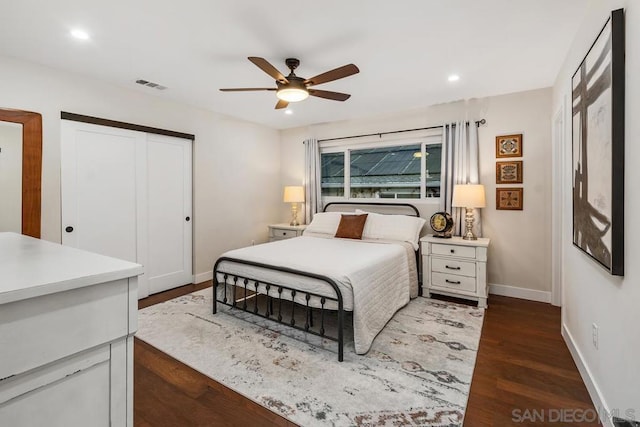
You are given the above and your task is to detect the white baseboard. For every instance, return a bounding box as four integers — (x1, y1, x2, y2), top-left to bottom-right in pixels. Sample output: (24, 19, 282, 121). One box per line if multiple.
(194, 270, 213, 284)
(488, 283, 551, 303)
(562, 324, 613, 427)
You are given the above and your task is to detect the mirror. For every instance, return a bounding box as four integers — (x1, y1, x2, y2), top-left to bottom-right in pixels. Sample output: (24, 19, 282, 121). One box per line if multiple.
(0, 122, 23, 233)
(0, 108, 42, 238)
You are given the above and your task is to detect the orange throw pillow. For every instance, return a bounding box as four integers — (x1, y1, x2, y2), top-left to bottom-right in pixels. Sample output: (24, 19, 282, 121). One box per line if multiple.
(334, 214, 368, 239)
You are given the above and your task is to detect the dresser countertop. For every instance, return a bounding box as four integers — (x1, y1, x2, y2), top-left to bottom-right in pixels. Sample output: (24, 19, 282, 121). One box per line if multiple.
(0, 232, 143, 305)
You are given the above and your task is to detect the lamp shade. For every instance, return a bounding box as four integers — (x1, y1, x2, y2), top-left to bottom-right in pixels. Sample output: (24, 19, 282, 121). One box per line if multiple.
(452, 184, 486, 208)
(283, 186, 305, 203)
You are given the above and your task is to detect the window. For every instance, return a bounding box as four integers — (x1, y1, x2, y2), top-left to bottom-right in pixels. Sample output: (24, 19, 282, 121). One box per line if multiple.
(350, 144, 421, 199)
(321, 152, 345, 197)
(320, 138, 442, 200)
(424, 144, 442, 198)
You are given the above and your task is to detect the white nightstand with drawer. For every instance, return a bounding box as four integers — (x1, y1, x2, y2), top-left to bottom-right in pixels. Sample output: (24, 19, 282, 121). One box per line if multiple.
(421, 235, 490, 308)
(268, 223, 307, 242)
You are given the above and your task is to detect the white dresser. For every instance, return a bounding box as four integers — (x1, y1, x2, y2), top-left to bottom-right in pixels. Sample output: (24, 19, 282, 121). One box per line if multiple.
(0, 232, 143, 427)
(268, 223, 307, 242)
(421, 235, 490, 308)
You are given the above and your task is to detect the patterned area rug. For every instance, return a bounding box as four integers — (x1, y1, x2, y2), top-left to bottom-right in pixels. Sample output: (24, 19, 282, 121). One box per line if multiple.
(137, 289, 484, 426)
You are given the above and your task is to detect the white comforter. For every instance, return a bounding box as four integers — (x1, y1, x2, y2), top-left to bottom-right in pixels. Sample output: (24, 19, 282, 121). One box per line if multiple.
(216, 235, 417, 354)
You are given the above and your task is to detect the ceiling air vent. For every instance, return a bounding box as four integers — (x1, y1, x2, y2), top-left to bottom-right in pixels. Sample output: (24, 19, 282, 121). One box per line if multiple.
(135, 79, 167, 90)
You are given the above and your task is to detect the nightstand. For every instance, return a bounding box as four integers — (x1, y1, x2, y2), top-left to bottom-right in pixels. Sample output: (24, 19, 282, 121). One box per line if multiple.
(268, 223, 307, 242)
(421, 235, 490, 308)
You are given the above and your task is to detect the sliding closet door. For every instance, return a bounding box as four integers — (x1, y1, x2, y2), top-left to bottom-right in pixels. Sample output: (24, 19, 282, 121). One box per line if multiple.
(61, 120, 193, 299)
(145, 134, 192, 294)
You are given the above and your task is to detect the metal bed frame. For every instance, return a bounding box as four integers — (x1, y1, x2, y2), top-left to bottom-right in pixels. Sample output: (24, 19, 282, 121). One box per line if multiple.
(212, 202, 420, 362)
(213, 258, 345, 360)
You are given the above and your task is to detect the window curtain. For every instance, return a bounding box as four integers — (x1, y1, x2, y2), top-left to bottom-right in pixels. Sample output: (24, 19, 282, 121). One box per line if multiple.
(304, 138, 322, 224)
(440, 122, 482, 236)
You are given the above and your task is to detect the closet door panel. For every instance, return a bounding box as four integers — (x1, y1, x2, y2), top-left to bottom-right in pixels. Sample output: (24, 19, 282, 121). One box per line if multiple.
(146, 134, 192, 294)
(61, 122, 143, 264)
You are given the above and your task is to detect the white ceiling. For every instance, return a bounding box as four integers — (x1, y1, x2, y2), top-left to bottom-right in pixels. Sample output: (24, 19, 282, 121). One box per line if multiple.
(1, 0, 589, 129)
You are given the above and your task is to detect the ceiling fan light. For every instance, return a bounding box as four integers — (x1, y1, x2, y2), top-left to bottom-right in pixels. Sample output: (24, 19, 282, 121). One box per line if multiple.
(277, 87, 309, 102)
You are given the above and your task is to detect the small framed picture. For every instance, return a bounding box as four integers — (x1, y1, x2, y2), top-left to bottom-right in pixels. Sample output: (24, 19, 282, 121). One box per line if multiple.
(496, 188, 523, 210)
(496, 134, 523, 158)
(496, 161, 523, 184)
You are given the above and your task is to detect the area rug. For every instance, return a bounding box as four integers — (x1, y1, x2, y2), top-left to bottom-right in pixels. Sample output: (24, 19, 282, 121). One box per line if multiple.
(137, 289, 484, 426)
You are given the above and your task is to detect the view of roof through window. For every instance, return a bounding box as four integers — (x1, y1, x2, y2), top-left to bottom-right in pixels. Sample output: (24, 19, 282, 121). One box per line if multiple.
(321, 143, 441, 199)
(322, 152, 345, 197)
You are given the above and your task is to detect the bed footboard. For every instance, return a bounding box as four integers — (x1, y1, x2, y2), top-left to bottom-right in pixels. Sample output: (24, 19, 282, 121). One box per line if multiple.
(212, 256, 345, 362)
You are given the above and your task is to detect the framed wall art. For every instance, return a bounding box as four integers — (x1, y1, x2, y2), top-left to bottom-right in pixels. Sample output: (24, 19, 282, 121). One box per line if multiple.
(496, 188, 523, 211)
(496, 134, 522, 158)
(496, 161, 523, 184)
(571, 8, 625, 276)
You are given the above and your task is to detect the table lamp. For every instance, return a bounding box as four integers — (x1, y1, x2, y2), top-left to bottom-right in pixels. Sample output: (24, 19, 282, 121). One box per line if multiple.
(283, 186, 304, 226)
(452, 184, 486, 240)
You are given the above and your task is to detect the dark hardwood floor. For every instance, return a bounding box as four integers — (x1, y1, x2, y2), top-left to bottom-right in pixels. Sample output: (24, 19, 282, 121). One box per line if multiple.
(135, 283, 599, 426)
(465, 297, 599, 426)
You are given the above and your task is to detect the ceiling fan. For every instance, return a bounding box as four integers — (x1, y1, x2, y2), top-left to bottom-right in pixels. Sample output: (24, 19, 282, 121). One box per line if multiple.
(219, 57, 360, 109)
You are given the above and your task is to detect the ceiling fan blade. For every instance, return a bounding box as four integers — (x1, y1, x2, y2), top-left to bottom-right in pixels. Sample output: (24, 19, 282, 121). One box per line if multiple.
(304, 64, 359, 87)
(248, 57, 289, 83)
(219, 88, 276, 92)
(275, 100, 289, 109)
(308, 89, 351, 101)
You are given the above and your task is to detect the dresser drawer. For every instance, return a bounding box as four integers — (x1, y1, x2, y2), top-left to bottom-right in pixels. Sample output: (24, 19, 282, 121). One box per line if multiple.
(0, 278, 129, 380)
(431, 272, 476, 293)
(272, 228, 297, 238)
(432, 257, 476, 277)
(431, 243, 476, 259)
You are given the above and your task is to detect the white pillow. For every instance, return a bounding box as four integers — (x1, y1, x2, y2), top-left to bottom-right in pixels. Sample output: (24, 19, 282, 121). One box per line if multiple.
(303, 212, 344, 235)
(356, 209, 426, 249)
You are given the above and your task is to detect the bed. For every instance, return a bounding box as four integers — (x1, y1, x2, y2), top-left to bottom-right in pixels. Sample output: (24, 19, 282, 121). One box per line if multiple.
(212, 202, 425, 361)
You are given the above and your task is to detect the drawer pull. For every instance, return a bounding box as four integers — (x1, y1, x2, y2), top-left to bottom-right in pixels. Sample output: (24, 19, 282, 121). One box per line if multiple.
(445, 265, 461, 270)
(450, 249, 455, 253)
(283, 232, 287, 235)
(445, 279, 461, 285)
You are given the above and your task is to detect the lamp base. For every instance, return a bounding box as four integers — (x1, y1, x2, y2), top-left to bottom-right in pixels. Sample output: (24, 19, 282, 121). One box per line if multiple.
(462, 207, 477, 240)
(290, 203, 299, 226)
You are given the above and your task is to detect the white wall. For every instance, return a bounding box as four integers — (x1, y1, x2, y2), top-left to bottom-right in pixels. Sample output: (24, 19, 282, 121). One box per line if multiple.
(280, 88, 552, 295)
(553, 0, 639, 423)
(0, 55, 282, 279)
(0, 122, 23, 233)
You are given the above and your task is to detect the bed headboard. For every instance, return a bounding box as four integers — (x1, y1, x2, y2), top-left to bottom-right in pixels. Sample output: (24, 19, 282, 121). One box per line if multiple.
(323, 202, 420, 217)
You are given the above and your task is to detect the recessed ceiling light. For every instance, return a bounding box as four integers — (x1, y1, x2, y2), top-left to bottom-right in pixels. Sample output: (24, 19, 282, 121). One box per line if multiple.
(284, 109, 293, 115)
(70, 29, 90, 40)
(448, 74, 460, 82)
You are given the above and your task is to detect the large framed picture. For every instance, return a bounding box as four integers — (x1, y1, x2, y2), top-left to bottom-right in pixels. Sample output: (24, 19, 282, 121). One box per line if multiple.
(571, 8, 625, 276)
(496, 161, 523, 184)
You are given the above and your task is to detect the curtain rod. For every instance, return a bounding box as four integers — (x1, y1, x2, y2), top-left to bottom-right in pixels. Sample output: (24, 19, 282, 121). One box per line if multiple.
(314, 119, 486, 143)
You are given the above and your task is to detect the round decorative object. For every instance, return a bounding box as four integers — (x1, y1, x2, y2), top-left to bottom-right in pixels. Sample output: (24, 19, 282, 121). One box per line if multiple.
(429, 211, 454, 238)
